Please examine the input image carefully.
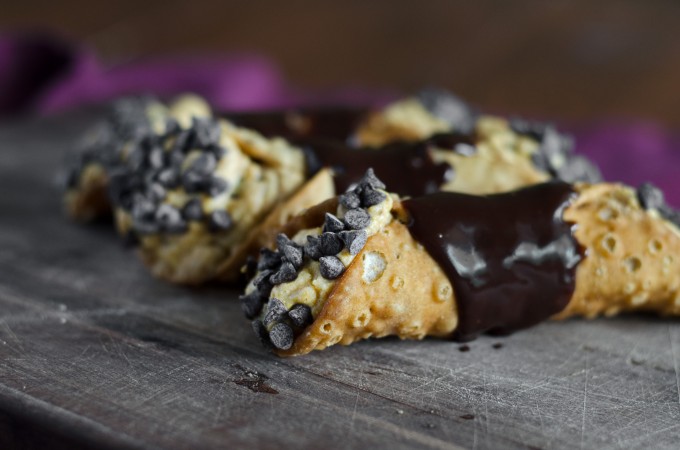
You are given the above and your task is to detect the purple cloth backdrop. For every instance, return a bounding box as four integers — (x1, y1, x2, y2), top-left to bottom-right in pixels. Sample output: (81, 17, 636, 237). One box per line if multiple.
(1, 32, 677, 206)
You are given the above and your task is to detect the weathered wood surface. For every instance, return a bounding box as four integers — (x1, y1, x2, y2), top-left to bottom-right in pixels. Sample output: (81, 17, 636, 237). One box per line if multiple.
(1, 113, 680, 449)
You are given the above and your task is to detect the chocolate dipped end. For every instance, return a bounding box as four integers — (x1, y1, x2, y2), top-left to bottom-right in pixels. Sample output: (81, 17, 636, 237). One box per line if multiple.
(403, 182, 584, 341)
(307, 133, 473, 196)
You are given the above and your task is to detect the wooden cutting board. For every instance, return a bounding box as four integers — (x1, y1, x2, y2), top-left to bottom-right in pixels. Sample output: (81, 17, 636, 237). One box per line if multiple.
(1, 112, 679, 449)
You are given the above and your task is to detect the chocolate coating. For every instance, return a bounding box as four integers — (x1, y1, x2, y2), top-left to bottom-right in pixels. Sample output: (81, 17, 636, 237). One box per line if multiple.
(223, 107, 368, 142)
(309, 133, 472, 196)
(403, 182, 583, 341)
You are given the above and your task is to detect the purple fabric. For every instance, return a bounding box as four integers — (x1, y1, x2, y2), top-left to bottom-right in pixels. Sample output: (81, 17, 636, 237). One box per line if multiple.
(1, 32, 678, 206)
(572, 123, 680, 207)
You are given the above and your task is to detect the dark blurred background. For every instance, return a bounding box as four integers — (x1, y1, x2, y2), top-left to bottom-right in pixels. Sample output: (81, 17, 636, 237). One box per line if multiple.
(2, 0, 680, 124)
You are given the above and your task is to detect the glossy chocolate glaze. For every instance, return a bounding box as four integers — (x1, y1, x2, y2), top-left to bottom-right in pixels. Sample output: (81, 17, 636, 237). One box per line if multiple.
(309, 133, 474, 195)
(223, 107, 368, 142)
(403, 182, 583, 341)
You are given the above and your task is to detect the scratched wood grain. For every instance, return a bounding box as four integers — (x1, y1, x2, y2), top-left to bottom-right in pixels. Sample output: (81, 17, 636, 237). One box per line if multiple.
(1, 113, 680, 449)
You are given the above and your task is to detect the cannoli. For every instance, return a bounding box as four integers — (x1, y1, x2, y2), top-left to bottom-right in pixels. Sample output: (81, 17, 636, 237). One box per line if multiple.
(63, 95, 212, 221)
(243, 171, 680, 356)
(355, 89, 600, 185)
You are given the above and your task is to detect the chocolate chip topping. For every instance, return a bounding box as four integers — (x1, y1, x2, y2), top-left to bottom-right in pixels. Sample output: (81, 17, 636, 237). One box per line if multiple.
(252, 320, 273, 349)
(208, 211, 233, 231)
(253, 270, 274, 297)
(510, 118, 601, 184)
(270, 262, 298, 285)
(637, 183, 665, 210)
(319, 233, 344, 256)
(360, 188, 386, 208)
(403, 182, 583, 341)
(288, 304, 313, 328)
(258, 248, 283, 271)
(181, 198, 203, 221)
(416, 88, 478, 134)
(344, 208, 371, 230)
(319, 256, 345, 280)
(155, 204, 187, 233)
(339, 230, 368, 255)
(247, 170, 390, 350)
(241, 292, 265, 320)
(637, 183, 680, 228)
(269, 323, 294, 350)
(103, 115, 231, 241)
(323, 213, 345, 233)
(263, 298, 288, 327)
(304, 236, 323, 261)
(338, 194, 361, 214)
(281, 243, 304, 270)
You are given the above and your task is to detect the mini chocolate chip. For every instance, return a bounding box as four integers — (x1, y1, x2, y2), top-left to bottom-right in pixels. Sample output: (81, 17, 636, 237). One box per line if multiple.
(270, 262, 298, 285)
(276, 233, 293, 249)
(358, 168, 386, 190)
(209, 210, 233, 231)
(660, 206, 680, 228)
(193, 117, 221, 147)
(127, 146, 147, 172)
(319, 232, 344, 256)
(339, 230, 368, 255)
(344, 208, 371, 230)
(131, 197, 157, 221)
(319, 256, 345, 279)
(288, 304, 312, 328)
(171, 130, 193, 153)
(168, 149, 186, 167)
(253, 270, 274, 295)
(360, 188, 386, 208)
(323, 213, 345, 233)
(263, 298, 288, 327)
(181, 198, 203, 221)
(304, 236, 323, 260)
(148, 183, 166, 202)
(339, 191, 361, 209)
(208, 177, 229, 196)
(189, 153, 217, 175)
(258, 248, 283, 271)
(509, 117, 546, 141)
(637, 183, 665, 211)
(157, 168, 180, 188)
(554, 156, 601, 183)
(240, 292, 265, 319)
(269, 323, 294, 350)
(155, 204, 187, 233)
(148, 145, 165, 170)
(281, 244, 303, 269)
(252, 320, 273, 348)
(181, 170, 207, 193)
(416, 88, 477, 133)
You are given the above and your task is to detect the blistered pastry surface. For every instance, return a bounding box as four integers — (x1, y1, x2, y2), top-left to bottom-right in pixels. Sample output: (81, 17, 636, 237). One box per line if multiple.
(558, 183, 680, 319)
(279, 219, 457, 356)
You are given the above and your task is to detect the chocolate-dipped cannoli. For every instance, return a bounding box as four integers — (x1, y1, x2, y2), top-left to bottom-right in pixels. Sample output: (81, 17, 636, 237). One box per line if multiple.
(243, 171, 680, 356)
